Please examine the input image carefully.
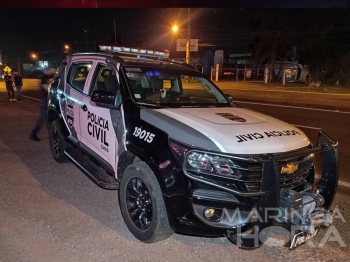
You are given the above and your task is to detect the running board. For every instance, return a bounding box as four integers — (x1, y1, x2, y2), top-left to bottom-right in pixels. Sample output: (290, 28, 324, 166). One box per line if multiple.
(64, 147, 119, 190)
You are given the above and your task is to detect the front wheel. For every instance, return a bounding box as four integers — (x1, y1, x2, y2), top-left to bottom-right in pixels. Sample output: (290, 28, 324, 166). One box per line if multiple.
(49, 120, 70, 163)
(119, 162, 173, 243)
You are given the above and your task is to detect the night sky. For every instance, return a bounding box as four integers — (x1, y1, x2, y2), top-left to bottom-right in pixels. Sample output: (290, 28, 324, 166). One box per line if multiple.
(0, 8, 240, 65)
(0, 8, 349, 68)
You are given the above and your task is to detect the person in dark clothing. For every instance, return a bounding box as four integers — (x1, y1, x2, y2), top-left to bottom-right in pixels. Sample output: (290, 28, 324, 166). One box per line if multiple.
(4, 73, 15, 101)
(13, 71, 23, 102)
(29, 67, 56, 141)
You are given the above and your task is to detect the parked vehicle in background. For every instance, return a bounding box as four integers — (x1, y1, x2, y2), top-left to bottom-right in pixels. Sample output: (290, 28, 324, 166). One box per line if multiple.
(271, 61, 309, 82)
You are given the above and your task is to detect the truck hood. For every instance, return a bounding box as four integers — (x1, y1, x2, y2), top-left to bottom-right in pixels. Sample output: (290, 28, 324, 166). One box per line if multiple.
(141, 107, 310, 154)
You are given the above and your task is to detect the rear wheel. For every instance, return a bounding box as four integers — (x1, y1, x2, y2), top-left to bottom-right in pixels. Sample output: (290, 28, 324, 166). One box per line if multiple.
(119, 162, 173, 243)
(49, 120, 70, 163)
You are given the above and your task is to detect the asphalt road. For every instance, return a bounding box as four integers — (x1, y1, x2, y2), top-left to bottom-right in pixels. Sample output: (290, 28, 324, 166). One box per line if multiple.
(0, 92, 349, 261)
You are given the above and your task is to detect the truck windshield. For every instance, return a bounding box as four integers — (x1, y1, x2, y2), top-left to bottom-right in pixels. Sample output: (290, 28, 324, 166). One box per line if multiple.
(124, 66, 233, 107)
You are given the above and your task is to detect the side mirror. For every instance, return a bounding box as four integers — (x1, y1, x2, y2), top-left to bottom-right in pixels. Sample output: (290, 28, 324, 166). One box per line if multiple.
(91, 90, 115, 107)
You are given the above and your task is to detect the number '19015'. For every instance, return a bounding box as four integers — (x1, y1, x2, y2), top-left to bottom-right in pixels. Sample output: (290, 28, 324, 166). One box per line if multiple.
(133, 127, 155, 143)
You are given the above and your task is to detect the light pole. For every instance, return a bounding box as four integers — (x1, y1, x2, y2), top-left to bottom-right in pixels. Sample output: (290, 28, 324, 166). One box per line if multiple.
(173, 8, 191, 65)
(84, 29, 89, 51)
(186, 8, 191, 66)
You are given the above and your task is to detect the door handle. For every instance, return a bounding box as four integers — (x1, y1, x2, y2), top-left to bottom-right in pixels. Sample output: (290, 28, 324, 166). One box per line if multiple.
(81, 104, 88, 111)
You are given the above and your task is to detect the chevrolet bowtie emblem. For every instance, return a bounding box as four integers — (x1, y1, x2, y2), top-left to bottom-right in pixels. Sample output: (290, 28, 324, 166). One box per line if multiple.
(281, 163, 299, 174)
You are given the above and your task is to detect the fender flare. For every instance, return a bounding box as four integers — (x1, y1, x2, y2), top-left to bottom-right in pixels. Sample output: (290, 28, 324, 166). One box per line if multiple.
(117, 144, 168, 192)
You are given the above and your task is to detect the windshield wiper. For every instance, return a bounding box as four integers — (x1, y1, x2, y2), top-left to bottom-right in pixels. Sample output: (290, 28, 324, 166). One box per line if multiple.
(136, 102, 164, 108)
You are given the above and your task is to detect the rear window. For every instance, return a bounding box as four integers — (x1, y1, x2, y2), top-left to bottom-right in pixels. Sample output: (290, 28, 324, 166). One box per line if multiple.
(67, 62, 93, 93)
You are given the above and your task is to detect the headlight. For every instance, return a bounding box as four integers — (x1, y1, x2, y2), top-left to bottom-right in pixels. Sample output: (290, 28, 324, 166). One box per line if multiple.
(188, 152, 213, 172)
(186, 151, 242, 179)
(169, 140, 262, 192)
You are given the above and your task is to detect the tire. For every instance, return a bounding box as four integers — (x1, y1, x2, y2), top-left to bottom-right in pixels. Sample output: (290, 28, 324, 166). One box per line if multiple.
(49, 120, 70, 163)
(119, 162, 173, 243)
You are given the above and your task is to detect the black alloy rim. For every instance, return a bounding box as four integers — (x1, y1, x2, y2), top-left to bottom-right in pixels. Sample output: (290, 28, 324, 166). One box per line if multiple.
(126, 177, 152, 229)
(51, 128, 60, 157)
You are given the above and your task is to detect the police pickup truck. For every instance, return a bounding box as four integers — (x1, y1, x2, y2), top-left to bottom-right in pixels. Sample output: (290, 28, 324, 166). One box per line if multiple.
(47, 44, 339, 249)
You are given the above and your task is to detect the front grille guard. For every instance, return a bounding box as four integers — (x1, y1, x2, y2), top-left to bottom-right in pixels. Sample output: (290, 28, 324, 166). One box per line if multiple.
(183, 131, 338, 248)
(183, 130, 338, 203)
(274, 130, 338, 210)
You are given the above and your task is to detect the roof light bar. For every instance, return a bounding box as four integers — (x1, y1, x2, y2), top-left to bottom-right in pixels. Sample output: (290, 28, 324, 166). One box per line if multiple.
(99, 45, 170, 59)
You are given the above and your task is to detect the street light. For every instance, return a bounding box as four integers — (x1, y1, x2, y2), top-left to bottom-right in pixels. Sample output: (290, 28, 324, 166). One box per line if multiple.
(173, 21, 190, 65)
(31, 53, 44, 70)
(173, 9, 191, 65)
(32, 53, 46, 67)
(32, 51, 52, 68)
(31, 46, 69, 68)
(172, 25, 178, 33)
(64, 44, 76, 53)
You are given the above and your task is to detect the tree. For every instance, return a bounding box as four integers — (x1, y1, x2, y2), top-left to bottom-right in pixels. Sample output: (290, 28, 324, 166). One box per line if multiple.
(248, 10, 295, 82)
(246, 9, 350, 84)
(300, 21, 350, 82)
(337, 52, 350, 86)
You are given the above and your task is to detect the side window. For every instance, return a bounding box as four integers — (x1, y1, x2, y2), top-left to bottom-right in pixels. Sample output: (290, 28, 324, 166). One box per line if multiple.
(67, 62, 92, 92)
(90, 64, 119, 96)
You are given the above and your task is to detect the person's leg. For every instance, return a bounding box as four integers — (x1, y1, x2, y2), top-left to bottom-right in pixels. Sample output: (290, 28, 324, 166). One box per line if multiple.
(6, 87, 11, 100)
(29, 100, 48, 140)
(9, 86, 15, 100)
(16, 86, 22, 101)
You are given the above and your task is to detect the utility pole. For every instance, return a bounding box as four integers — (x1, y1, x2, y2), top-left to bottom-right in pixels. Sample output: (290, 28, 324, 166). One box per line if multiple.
(84, 29, 89, 51)
(186, 8, 191, 83)
(186, 8, 191, 66)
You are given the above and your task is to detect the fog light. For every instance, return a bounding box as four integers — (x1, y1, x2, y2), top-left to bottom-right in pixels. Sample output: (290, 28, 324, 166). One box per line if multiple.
(204, 208, 215, 218)
(204, 208, 222, 222)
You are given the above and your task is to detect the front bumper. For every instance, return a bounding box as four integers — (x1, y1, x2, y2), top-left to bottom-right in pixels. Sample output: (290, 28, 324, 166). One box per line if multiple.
(183, 131, 338, 248)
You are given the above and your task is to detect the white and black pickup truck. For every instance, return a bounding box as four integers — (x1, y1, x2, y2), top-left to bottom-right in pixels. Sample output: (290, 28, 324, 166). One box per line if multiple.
(47, 44, 338, 249)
